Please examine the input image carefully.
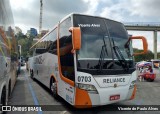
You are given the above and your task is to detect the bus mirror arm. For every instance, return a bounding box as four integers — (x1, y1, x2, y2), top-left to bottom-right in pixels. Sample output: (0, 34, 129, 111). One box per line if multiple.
(69, 27, 81, 53)
(125, 36, 148, 56)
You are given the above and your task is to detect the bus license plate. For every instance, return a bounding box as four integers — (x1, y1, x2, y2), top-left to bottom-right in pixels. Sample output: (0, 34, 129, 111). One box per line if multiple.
(110, 95, 120, 101)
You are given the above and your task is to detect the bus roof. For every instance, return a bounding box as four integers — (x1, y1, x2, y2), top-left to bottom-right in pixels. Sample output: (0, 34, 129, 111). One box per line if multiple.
(60, 13, 123, 25)
(30, 13, 124, 50)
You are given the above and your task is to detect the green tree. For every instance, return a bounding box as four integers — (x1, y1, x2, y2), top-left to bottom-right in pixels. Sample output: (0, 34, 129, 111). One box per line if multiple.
(133, 48, 154, 62)
(17, 36, 34, 58)
(158, 52, 160, 59)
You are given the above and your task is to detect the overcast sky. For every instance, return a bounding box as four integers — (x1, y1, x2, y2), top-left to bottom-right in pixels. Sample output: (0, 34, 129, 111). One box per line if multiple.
(10, 0, 160, 52)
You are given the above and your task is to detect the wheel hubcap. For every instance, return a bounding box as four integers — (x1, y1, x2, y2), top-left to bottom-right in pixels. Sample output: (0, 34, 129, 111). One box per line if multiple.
(51, 82, 56, 95)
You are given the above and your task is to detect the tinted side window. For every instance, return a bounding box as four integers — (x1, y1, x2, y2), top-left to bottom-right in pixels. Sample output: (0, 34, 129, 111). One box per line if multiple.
(36, 28, 57, 55)
(47, 28, 57, 55)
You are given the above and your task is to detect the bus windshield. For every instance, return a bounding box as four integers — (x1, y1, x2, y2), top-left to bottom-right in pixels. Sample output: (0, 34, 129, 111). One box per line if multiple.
(73, 15, 134, 72)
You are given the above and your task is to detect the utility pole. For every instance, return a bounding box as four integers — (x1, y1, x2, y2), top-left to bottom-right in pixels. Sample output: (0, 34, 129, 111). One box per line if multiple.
(39, 0, 43, 36)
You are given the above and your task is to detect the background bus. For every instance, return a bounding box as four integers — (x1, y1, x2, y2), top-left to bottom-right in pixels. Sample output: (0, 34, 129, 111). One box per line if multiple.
(0, 0, 18, 110)
(30, 13, 148, 107)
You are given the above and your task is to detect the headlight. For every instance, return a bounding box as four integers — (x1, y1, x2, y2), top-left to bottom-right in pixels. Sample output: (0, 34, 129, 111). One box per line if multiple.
(129, 80, 136, 89)
(76, 83, 98, 94)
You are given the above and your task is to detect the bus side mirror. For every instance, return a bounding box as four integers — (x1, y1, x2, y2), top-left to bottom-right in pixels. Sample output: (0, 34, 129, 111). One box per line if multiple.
(69, 27, 81, 53)
(125, 36, 148, 56)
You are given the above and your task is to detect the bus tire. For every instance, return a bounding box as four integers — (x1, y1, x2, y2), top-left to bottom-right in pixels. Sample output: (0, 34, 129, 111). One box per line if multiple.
(8, 80, 11, 98)
(30, 70, 34, 79)
(1, 87, 7, 114)
(50, 78, 58, 98)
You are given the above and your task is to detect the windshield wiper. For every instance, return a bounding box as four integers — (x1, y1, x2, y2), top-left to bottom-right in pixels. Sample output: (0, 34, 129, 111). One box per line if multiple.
(97, 36, 108, 72)
(112, 39, 129, 72)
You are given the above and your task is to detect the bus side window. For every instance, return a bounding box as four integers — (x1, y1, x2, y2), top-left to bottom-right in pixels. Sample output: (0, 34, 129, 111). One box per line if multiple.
(47, 29, 57, 55)
(48, 41, 57, 55)
(59, 17, 75, 81)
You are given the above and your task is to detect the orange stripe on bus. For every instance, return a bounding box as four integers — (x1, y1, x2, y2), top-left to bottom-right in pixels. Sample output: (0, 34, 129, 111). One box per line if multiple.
(75, 87, 92, 108)
(130, 85, 137, 100)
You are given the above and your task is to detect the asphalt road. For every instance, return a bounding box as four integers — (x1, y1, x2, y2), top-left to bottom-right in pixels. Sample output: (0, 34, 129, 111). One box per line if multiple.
(7, 66, 160, 114)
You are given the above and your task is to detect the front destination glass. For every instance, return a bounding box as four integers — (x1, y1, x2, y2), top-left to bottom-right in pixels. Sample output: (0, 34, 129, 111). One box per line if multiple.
(73, 15, 135, 75)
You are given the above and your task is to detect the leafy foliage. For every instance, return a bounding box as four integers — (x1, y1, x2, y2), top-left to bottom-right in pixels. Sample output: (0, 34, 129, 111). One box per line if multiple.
(16, 35, 35, 58)
(133, 48, 156, 62)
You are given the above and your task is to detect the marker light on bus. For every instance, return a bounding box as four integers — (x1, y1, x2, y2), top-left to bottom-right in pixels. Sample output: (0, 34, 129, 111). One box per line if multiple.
(129, 80, 136, 89)
(76, 83, 98, 94)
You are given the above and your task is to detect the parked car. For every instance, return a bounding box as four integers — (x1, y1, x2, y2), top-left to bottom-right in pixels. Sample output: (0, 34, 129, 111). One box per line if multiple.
(137, 61, 156, 82)
(143, 72, 156, 82)
(21, 56, 25, 66)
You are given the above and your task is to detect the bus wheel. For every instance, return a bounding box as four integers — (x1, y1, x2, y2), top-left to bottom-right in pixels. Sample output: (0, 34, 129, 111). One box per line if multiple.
(31, 70, 34, 79)
(8, 81, 11, 98)
(1, 87, 7, 114)
(50, 79, 58, 98)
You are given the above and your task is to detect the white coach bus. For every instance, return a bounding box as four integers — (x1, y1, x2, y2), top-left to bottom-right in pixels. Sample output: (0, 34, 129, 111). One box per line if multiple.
(30, 13, 148, 107)
(0, 0, 18, 111)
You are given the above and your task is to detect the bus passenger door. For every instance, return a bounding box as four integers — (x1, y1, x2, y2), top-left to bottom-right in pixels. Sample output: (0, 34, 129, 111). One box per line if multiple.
(58, 17, 75, 105)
